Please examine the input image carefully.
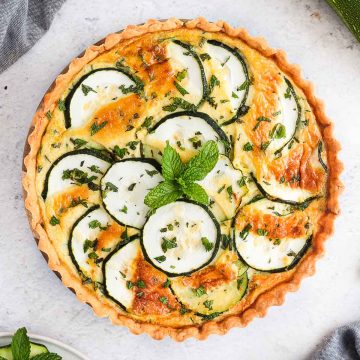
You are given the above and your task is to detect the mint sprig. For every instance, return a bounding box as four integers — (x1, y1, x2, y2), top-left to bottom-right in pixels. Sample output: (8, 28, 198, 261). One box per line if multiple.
(144, 141, 219, 209)
(7, 327, 62, 360)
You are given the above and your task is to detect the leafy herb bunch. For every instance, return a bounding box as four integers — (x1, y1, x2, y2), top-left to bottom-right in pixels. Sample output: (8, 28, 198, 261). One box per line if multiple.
(0, 328, 61, 360)
(144, 140, 219, 209)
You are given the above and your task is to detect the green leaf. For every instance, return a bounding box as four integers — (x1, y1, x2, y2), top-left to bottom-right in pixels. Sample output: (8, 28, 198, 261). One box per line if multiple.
(31, 354, 62, 360)
(270, 123, 286, 139)
(161, 142, 185, 181)
(181, 182, 209, 205)
(181, 140, 219, 182)
(174, 81, 189, 96)
(11, 327, 30, 360)
(144, 181, 182, 209)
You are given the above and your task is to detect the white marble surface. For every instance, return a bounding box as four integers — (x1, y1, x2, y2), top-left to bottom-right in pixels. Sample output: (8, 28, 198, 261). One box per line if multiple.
(0, 0, 359, 359)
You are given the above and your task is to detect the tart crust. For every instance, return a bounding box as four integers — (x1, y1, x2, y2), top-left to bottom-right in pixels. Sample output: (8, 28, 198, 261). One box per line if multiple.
(22, 17, 343, 340)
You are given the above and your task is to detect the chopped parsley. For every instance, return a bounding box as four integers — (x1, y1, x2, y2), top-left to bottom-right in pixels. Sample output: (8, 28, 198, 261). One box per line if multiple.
(201, 237, 214, 252)
(81, 84, 97, 96)
(243, 142, 253, 151)
(49, 216, 60, 226)
(90, 121, 108, 136)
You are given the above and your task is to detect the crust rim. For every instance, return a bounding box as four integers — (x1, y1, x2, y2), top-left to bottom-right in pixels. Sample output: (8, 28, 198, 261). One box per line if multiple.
(22, 17, 343, 341)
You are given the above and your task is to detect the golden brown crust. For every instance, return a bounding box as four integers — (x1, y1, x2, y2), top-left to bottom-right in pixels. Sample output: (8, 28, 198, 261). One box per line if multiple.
(22, 17, 343, 341)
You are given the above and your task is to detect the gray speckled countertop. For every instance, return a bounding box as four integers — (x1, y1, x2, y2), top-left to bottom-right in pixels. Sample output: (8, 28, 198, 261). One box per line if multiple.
(0, 0, 359, 359)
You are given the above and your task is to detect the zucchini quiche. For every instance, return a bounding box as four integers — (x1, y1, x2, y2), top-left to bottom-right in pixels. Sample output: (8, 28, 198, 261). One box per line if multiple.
(23, 18, 342, 340)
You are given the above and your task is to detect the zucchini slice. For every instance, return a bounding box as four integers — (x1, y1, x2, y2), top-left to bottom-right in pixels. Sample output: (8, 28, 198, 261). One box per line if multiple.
(144, 111, 230, 162)
(234, 197, 312, 272)
(0, 342, 48, 359)
(41, 149, 113, 200)
(141, 200, 220, 277)
(165, 40, 207, 107)
(64, 68, 138, 129)
(197, 155, 248, 221)
(100, 159, 163, 229)
(103, 239, 141, 310)
(204, 40, 251, 125)
(68, 205, 137, 282)
(251, 172, 317, 206)
(171, 251, 248, 315)
(267, 77, 302, 156)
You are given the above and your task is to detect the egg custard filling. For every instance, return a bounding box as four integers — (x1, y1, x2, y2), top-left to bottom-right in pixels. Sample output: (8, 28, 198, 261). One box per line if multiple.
(24, 19, 340, 339)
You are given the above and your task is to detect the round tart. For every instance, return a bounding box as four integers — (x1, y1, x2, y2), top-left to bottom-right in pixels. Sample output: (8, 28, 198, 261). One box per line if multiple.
(23, 18, 342, 340)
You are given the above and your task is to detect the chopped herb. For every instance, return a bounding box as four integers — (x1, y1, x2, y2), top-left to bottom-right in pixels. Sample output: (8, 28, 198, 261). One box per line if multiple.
(284, 86, 292, 99)
(237, 176, 246, 187)
(174, 81, 189, 96)
(162, 97, 196, 112)
(273, 238, 281, 246)
(237, 79, 251, 91)
(126, 124, 134, 132)
(203, 300, 213, 310)
(279, 176, 285, 184)
(119, 271, 126, 278)
(189, 136, 202, 149)
(217, 184, 225, 194)
(270, 123, 286, 139)
(200, 53, 211, 61)
(154, 255, 166, 263)
(81, 84, 97, 96)
(257, 228, 268, 236)
(69, 197, 88, 209)
(126, 281, 134, 289)
(83, 239, 97, 253)
(58, 99, 66, 111)
(201, 237, 214, 252)
(220, 99, 229, 103)
(193, 285, 206, 297)
(136, 291, 144, 298)
(146, 169, 158, 177)
(88, 251, 98, 260)
(161, 237, 177, 253)
(141, 116, 153, 129)
(128, 183, 136, 191)
(126, 141, 139, 150)
(163, 279, 171, 288)
(221, 234, 232, 250)
(88, 165, 103, 174)
(159, 296, 168, 304)
(199, 312, 222, 321)
(239, 224, 252, 240)
(287, 250, 297, 257)
(221, 56, 230, 67)
(176, 69, 188, 81)
(243, 142, 253, 151)
(104, 181, 118, 193)
(90, 121, 108, 136)
(272, 110, 281, 117)
(119, 205, 128, 214)
(261, 141, 270, 150)
(45, 110, 52, 120)
(226, 185, 233, 201)
(102, 247, 111, 252)
(253, 116, 271, 131)
(232, 91, 239, 98)
(88, 219, 108, 230)
(137, 280, 146, 288)
(113, 145, 129, 159)
(50, 216, 60, 226)
(70, 138, 87, 149)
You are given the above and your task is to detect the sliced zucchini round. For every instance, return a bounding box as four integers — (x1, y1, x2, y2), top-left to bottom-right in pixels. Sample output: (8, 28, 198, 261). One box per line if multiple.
(103, 239, 142, 310)
(197, 155, 247, 221)
(251, 172, 317, 206)
(100, 159, 163, 229)
(204, 40, 251, 125)
(171, 251, 248, 315)
(165, 40, 207, 107)
(41, 149, 113, 200)
(0, 342, 48, 359)
(68, 205, 137, 282)
(141, 200, 220, 277)
(267, 77, 302, 156)
(64, 68, 138, 129)
(144, 111, 230, 162)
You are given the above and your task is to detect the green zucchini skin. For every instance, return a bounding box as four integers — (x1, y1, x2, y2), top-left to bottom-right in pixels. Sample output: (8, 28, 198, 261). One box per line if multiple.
(318, 141, 328, 173)
(250, 173, 319, 207)
(172, 40, 208, 107)
(100, 157, 162, 229)
(140, 199, 221, 277)
(63, 67, 139, 129)
(41, 148, 113, 200)
(326, 0, 360, 42)
(149, 110, 231, 156)
(234, 234, 312, 273)
(274, 77, 302, 156)
(206, 40, 251, 126)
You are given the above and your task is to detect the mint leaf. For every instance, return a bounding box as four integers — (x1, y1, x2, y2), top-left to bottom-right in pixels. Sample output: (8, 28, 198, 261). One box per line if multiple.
(0, 356, 7, 360)
(181, 140, 219, 182)
(31, 354, 62, 360)
(144, 181, 182, 209)
(11, 327, 30, 360)
(181, 182, 209, 205)
(162, 142, 185, 180)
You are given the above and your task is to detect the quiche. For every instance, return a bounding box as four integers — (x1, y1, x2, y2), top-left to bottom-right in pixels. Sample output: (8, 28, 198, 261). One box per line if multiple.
(23, 18, 342, 340)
